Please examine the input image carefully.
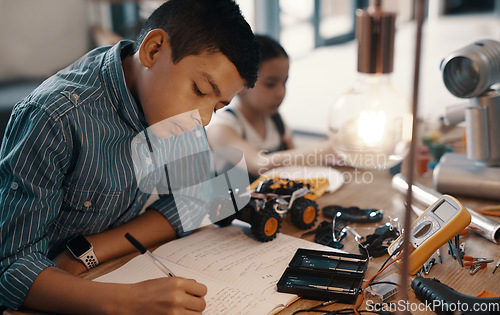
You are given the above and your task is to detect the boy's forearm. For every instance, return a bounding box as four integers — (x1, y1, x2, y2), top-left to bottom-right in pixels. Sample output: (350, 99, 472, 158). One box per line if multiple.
(54, 209, 177, 275)
(23, 266, 127, 314)
(89, 209, 177, 262)
(24, 211, 199, 314)
(26, 210, 182, 314)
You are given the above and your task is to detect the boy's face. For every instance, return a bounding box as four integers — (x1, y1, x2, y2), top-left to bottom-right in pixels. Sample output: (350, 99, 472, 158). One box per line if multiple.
(137, 41, 244, 127)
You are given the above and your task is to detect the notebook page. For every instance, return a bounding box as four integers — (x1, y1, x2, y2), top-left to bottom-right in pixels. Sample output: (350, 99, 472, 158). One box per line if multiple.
(153, 222, 341, 306)
(94, 254, 277, 315)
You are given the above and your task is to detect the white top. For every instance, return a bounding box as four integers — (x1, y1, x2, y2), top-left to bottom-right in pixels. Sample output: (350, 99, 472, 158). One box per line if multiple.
(207, 102, 293, 152)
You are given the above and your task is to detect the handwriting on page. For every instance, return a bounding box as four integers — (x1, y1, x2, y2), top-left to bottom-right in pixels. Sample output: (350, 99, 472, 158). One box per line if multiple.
(153, 225, 335, 301)
(204, 286, 276, 315)
(95, 253, 276, 315)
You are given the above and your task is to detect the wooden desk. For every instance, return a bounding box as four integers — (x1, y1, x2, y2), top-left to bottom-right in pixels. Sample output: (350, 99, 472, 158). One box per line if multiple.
(78, 166, 499, 315)
(7, 166, 499, 315)
(277, 166, 500, 315)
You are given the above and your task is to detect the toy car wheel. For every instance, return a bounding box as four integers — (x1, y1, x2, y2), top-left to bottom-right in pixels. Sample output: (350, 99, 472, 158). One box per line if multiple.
(251, 207, 281, 242)
(209, 198, 236, 227)
(290, 198, 319, 229)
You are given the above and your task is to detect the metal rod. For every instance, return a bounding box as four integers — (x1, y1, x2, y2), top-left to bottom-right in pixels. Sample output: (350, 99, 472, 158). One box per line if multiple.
(399, 0, 426, 306)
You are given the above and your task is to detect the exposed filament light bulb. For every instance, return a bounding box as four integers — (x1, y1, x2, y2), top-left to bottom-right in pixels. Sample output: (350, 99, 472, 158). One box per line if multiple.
(327, 1, 412, 169)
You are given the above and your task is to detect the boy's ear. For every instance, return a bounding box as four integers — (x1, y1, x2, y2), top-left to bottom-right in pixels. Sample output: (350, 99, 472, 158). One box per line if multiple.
(138, 29, 170, 69)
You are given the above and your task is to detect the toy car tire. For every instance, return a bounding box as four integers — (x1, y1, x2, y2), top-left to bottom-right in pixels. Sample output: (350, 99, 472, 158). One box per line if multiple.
(290, 198, 319, 229)
(250, 207, 281, 242)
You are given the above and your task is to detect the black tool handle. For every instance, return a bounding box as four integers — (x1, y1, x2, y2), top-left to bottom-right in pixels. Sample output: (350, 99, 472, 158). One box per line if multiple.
(411, 277, 500, 314)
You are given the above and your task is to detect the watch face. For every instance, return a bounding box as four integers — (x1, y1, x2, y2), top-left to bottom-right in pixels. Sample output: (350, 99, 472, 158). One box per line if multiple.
(66, 234, 92, 257)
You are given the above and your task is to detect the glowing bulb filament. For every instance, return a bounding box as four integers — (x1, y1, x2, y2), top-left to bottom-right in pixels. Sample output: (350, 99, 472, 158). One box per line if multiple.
(357, 110, 386, 145)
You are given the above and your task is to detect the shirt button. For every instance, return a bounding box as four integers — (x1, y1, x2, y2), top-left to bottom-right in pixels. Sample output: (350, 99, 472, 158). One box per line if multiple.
(10, 182, 19, 190)
(145, 157, 152, 165)
(84, 200, 92, 207)
(72, 93, 79, 101)
(195, 130, 202, 138)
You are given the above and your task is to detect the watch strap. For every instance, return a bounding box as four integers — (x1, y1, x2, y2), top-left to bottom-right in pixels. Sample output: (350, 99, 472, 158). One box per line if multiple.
(79, 247, 99, 270)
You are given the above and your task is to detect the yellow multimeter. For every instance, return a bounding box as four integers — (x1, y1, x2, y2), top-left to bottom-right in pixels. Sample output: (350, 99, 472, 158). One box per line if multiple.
(387, 195, 471, 275)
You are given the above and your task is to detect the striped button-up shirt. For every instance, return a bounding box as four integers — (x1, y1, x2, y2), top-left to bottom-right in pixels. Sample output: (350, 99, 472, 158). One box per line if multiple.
(0, 40, 209, 309)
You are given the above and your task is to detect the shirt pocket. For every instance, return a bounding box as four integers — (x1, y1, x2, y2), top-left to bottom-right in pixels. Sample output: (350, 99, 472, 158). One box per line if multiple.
(55, 188, 122, 234)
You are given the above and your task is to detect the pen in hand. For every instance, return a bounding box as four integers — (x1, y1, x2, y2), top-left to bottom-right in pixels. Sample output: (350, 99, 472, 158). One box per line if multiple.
(125, 232, 176, 277)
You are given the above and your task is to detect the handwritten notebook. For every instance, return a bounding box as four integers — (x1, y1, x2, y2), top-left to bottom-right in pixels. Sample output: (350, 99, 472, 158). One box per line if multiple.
(94, 222, 340, 314)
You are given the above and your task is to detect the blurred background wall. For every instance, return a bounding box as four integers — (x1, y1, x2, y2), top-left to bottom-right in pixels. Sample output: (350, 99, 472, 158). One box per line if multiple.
(1, 0, 499, 142)
(0, 0, 90, 80)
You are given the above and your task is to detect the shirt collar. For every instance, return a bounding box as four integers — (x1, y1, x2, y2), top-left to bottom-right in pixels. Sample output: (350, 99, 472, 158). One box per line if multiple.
(101, 40, 148, 133)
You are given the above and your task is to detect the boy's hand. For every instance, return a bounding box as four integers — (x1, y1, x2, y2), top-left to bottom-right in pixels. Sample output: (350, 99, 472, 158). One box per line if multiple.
(126, 277, 207, 314)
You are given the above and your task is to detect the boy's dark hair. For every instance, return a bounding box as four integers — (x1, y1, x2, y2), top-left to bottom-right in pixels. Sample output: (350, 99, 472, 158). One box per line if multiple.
(255, 34, 288, 65)
(134, 0, 259, 88)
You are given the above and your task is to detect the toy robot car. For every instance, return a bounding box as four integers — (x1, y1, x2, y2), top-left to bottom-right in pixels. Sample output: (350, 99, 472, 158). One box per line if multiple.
(210, 178, 320, 242)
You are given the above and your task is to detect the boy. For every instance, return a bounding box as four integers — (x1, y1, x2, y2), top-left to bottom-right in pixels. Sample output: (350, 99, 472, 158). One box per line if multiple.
(0, 0, 259, 313)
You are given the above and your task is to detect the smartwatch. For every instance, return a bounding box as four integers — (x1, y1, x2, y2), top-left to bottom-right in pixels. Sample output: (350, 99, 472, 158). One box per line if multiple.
(66, 234, 99, 270)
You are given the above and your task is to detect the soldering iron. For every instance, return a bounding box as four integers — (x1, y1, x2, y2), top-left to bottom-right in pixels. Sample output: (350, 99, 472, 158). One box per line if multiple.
(412, 277, 500, 314)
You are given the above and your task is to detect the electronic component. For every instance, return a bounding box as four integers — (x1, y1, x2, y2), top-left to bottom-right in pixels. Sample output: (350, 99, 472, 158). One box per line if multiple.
(470, 263, 487, 275)
(364, 273, 404, 304)
(388, 195, 471, 275)
(309, 220, 347, 249)
(423, 258, 436, 275)
(322, 205, 383, 223)
(358, 223, 399, 257)
(448, 235, 463, 267)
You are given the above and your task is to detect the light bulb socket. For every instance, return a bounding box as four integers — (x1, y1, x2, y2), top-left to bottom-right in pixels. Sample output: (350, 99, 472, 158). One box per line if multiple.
(356, 1, 396, 74)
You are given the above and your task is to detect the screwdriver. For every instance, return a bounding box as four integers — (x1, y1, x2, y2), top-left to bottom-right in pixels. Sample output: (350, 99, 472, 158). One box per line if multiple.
(493, 259, 500, 274)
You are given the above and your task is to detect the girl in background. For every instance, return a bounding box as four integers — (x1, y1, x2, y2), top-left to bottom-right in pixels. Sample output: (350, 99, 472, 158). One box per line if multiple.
(207, 34, 335, 180)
